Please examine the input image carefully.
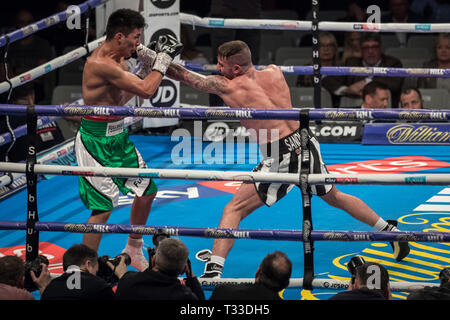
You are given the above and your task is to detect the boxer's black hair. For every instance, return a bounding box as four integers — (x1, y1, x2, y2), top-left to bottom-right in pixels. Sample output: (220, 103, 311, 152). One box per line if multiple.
(105, 9, 146, 41)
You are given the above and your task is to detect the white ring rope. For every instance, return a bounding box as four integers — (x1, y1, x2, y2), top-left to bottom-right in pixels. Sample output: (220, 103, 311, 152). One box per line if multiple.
(0, 36, 105, 95)
(0, 162, 449, 186)
(180, 12, 450, 33)
(199, 277, 438, 292)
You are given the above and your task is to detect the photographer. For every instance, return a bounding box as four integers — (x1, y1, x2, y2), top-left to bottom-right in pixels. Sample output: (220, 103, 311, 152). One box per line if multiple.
(41, 243, 128, 300)
(115, 237, 205, 300)
(407, 267, 450, 300)
(329, 258, 391, 300)
(0, 255, 51, 300)
(210, 251, 292, 300)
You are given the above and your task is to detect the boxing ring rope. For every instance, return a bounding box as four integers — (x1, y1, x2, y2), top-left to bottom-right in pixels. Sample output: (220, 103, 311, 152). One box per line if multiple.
(0, 36, 105, 95)
(199, 278, 439, 292)
(180, 12, 450, 33)
(1, 162, 450, 186)
(4, 49, 450, 96)
(181, 63, 450, 79)
(1, 104, 449, 120)
(0, 220, 444, 292)
(1, 4, 450, 294)
(6, 220, 450, 242)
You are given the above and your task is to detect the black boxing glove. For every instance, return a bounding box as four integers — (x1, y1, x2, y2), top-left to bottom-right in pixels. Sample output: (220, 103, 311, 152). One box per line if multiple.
(134, 43, 157, 79)
(152, 34, 184, 75)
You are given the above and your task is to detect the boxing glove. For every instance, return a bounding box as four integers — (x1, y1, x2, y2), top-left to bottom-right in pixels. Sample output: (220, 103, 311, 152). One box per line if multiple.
(152, 34, 183, 75)
(134, 43, 157, 79)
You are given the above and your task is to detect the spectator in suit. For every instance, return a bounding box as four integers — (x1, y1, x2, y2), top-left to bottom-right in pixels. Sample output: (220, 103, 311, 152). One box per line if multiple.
(417, 33, 450, 95)
(209, 251, 292, 300)
(327, 32, 404, 108)
(361, 81, 391, 109)
(399, 87, 424, 108)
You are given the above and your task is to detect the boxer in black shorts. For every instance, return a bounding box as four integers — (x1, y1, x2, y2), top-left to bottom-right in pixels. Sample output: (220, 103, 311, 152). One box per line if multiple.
(166, 40, 410, 278)
(253, 129, 332, 207)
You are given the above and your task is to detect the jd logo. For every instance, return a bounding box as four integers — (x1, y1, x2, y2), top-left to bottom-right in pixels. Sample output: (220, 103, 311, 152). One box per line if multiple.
(151, 0, 176, 9)
(151, 79, 177, 107)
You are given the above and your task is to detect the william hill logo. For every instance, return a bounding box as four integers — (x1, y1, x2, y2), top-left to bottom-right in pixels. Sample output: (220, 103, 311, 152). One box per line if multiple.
(386, 124, 450, 144)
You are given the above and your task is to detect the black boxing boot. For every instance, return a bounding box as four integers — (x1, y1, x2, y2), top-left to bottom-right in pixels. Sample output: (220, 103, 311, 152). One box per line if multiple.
(383, 219, 410, 261)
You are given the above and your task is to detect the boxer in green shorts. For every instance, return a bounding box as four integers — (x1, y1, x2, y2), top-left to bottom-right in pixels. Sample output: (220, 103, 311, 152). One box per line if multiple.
(76, 8, 182, 271)
(76, 118, 157, 211)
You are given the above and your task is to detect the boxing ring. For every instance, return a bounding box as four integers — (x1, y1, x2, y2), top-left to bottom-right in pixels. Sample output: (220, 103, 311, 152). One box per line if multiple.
(1, 0, 450, 300)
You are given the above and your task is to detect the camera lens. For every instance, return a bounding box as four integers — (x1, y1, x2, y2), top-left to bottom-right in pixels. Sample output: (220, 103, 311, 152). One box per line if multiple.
(120, 253, 131, 266)
(347, 256, 366, 276)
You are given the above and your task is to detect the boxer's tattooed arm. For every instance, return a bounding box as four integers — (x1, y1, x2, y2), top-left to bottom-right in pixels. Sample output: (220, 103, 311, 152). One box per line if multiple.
(166, 63, 228, 95)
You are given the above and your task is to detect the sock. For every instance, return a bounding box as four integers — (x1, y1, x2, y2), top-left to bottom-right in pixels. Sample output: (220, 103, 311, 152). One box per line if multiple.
(126, 237, 144, 250)
(203, 255, 225, 277)
(209, 255, 225, 267)
(374, 218, 389, 231)
(374, 218, 400, 232)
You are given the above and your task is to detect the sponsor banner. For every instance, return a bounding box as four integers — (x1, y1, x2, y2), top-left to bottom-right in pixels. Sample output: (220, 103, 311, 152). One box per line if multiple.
(310, 122, 362, 143)
(362, 122, 450, 145)
(180, 120, 362, 143)
(353, 23, 380, 31)
(180, 120, 252, 142)
(143, 0, 180, 128)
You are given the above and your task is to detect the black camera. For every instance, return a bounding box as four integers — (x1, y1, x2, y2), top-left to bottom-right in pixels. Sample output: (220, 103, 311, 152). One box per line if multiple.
(347, 256, 366, 284)
(97, 253, 131, 285)
(147, 230, 171, 268)
(24, 255, 50, 292)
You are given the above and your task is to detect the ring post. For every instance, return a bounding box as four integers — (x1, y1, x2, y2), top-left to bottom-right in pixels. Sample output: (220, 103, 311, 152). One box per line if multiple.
(25, 105, 39, 264)
(311, 0, 321, 109)
(299, 108, 314, 290)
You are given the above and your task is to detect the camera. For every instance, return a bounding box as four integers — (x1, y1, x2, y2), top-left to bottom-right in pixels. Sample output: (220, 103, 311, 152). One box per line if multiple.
(147, 229, 171, 268)
(347, 255, 366, 284)
(24, 255, 50, 292)
(97, 252, 131, 285)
